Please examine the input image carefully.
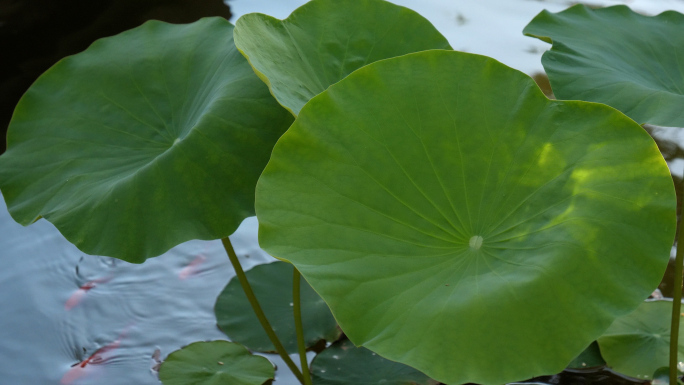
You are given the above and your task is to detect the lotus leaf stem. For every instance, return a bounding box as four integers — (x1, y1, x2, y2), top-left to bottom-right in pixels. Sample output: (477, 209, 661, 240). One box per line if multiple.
(221, 237, 305, 384)
(293, 268, 313, 385)
(671, 195, 684, 384)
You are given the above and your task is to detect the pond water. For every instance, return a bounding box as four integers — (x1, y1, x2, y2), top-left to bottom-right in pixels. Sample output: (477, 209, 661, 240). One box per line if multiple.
(2, 0, 684, 384)
(0, 191, 302, 385)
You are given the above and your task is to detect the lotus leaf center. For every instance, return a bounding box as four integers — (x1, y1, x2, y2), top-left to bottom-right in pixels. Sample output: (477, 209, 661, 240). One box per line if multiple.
(469, 235, 484, 250)
(173, 138, 180, 146)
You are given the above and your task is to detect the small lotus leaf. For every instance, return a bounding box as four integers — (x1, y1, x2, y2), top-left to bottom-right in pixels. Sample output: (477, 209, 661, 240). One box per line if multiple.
(233, 0, 451, 116)
(214, 261, 340, 353)
(597, 301, 684, 380)
(524, 5, 684, 127)
(0, 18, 294, 262)
(159, 340, 274, 385)
(311, 339, 438, 385)
(567, 341, 605, 369)
(255, 50, 676, 384)
(652, 367, 671, 385)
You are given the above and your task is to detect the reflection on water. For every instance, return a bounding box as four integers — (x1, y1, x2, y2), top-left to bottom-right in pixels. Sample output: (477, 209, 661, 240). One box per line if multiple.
(3, 0, 684, 384)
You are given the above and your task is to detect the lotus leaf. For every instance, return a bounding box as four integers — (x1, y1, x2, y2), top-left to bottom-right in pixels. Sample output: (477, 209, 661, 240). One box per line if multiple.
(0, 18, 294, 263)
(652, 367, 672, 385)
(567, 341, 605, 369)
(233, 0, 451, 116)
(159, 340, 274, 385)
(255, 50, 676, 384)
(597, 301, 684, 380)
(310, 339, 438, 385)
(524, 5, 684, 127)
(214, 260, 340, 353)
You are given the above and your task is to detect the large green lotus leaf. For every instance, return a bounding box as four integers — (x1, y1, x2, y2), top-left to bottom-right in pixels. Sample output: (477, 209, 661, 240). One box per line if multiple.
(159, 341, 274, 385)
(215, 260, 340, 353)
(0, 18, 294, 263)
(311, 339, 438, 385)
(233, 0, 451, 116)
(597, 301, 684, 380)
(255, 50, 676, 384)
(524, 5, 684, 127)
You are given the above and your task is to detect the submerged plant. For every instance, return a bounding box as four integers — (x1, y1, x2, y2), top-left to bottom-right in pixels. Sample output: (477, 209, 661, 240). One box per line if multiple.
(0, 0, 681, 384)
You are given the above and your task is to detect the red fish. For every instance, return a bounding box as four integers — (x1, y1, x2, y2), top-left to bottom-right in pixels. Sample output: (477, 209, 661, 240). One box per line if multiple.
(64, 276, 112, 310)
(178, 254, 207, 280)
(60, 362, 93, 384)
(60, 326, 132, 384)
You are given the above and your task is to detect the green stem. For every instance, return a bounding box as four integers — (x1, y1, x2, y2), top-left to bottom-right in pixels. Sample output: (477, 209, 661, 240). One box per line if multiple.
(671, 201, 684, 384)
(221, 237, 305, 385)
(293, 268, 313, 385)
